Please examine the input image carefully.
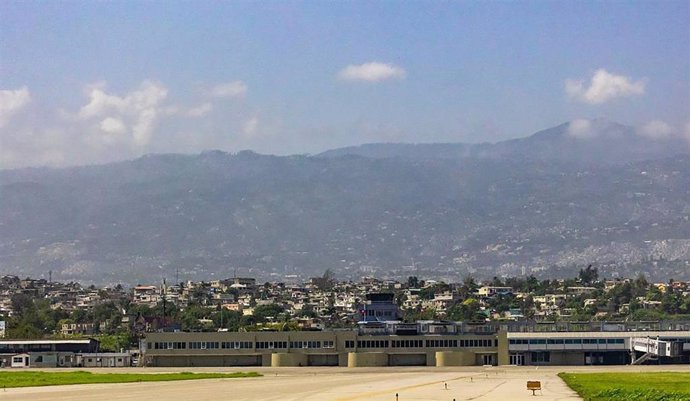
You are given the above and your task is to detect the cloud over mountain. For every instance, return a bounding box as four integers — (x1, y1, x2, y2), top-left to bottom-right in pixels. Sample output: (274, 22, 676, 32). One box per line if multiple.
(0, 87, 31, 127)
(638, 120, 676, 140)
(566, 119, 595, 139)
(77, 80, 169, 148)
(565, 69, 645, 104)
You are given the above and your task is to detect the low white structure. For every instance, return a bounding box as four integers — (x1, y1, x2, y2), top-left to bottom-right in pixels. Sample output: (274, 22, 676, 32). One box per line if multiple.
(10, 353, 29, 368)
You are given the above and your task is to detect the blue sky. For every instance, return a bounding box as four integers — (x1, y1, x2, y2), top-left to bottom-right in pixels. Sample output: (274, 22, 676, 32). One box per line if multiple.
(1, 1, 688, 168)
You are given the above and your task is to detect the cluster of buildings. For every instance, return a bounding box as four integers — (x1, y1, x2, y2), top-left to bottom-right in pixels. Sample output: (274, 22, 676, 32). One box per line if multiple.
(0, 275, 129, 336)
(1, 274, 690, 368)
(3, 275, 690, 332)
(0, 276, 125, 317)
(130, 277, 690, 324)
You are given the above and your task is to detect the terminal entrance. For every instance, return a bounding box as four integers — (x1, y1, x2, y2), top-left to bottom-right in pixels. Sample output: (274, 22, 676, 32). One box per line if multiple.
(509, 353, 525, 366)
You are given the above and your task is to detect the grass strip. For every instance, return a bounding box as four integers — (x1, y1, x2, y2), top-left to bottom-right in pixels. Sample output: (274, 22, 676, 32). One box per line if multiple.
(558, 372, 690, 401)
(0, 371, 261, 389)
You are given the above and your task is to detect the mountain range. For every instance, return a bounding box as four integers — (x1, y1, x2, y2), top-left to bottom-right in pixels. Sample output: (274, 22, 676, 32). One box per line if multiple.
(1, 120, 689, 285)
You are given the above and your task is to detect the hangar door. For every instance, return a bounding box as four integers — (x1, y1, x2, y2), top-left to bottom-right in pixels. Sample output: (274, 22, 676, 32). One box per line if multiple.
(389, 353, 426, 366)
(155, 355, 262, 367)
(308, 354, 339, 366)
(223, 355, 263, 366)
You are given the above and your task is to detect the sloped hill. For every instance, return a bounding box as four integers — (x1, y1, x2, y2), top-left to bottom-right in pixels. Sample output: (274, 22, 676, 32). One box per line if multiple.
(1, 123, 689, 284)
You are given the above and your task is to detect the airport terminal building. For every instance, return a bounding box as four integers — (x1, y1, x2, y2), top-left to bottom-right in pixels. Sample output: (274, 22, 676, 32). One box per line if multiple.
(143, 320, 690, 368)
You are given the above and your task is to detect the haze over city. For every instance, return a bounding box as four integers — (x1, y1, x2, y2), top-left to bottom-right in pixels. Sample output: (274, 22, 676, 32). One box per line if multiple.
(1, 1, 689, 168)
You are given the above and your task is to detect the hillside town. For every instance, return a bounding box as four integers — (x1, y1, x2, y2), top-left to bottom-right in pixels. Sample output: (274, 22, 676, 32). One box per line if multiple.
(2, 266, 690, 347)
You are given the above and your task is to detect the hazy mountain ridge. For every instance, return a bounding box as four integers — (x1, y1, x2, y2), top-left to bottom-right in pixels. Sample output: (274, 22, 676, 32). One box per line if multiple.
(318, 120, 690, 165)
(1, 122, 689, 284)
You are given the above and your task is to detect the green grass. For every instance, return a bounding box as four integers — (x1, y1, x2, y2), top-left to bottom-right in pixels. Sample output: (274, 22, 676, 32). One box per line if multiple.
(0, 371, 261, 388)
(558, 372, 690, 401)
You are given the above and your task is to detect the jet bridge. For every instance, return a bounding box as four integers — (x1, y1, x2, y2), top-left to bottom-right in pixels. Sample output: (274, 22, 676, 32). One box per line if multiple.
(630, 337, 683, 365)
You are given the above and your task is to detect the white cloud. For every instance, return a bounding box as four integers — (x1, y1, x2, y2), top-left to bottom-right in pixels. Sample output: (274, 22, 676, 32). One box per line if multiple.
(566, 119, 595, 139)
(637, 120, 676, 140)
(210, 81, 247, 98)
(131, 107, 158, 146)
(99, 117, 127, 135)
(338, 62, 406, 82)
(77, 80, 168, 148)
(187, 102, 213, 117)
(565, 69, 645, 104)
(242, 116, 259, 137)
(0, 79, 272, 169)
(0, 86, 31, 127)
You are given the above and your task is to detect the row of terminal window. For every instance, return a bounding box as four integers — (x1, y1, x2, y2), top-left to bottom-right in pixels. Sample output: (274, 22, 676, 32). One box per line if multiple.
(151, 338, 500, 350)
(221, 341, 253, 349)
(424, 339, 496, 348)
(509, 338, 625, 345)
(256, 341, 335, 349)
(291, 341, 335, 349)
(346, 339, 496, 349)
(150, 341, 333, 350)
(152, 342, 187, 349)
(365, 310, 394, 316)
(256, 341, 288, 349)
(190, 342, 219, 349)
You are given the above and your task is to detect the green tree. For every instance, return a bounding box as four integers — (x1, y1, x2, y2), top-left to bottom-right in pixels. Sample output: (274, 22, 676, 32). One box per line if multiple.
(212, 310, 242, 331)
(97, 332, 134, 352)
(458, 276, 478, 299)
(252, 304, 285, 323)
(446, 298, 482, 322)
(578, 265, 598, 285)
(7, 323, 42, 339)
(180, 305, 209, 331)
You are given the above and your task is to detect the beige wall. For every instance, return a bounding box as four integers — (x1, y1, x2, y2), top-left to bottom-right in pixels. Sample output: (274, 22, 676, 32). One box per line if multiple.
(435, 351, 475, 366)
(497, 331, 509, 366)
(271, 353, 307, 367)
(347, 352, 388, 367)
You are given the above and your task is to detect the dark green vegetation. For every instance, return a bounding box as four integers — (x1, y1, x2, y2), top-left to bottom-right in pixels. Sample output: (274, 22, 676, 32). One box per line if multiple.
(0, 371, 261, 388)
(1, 121, 689, 285)
(558, 372, 690, 401)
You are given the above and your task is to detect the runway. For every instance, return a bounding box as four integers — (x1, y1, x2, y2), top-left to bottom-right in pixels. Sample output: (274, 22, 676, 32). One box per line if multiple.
(3, 365, 689, 400)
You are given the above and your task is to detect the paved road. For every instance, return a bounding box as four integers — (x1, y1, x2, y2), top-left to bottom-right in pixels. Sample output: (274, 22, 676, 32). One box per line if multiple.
(2, 365, 689, 400)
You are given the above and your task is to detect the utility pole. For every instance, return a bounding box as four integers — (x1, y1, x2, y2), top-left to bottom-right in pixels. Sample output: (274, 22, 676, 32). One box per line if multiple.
(162, 279, 167, 329)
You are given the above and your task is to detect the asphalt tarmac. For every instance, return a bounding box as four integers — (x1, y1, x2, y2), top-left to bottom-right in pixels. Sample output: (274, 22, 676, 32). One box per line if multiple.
(2, 365, 689, 400)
